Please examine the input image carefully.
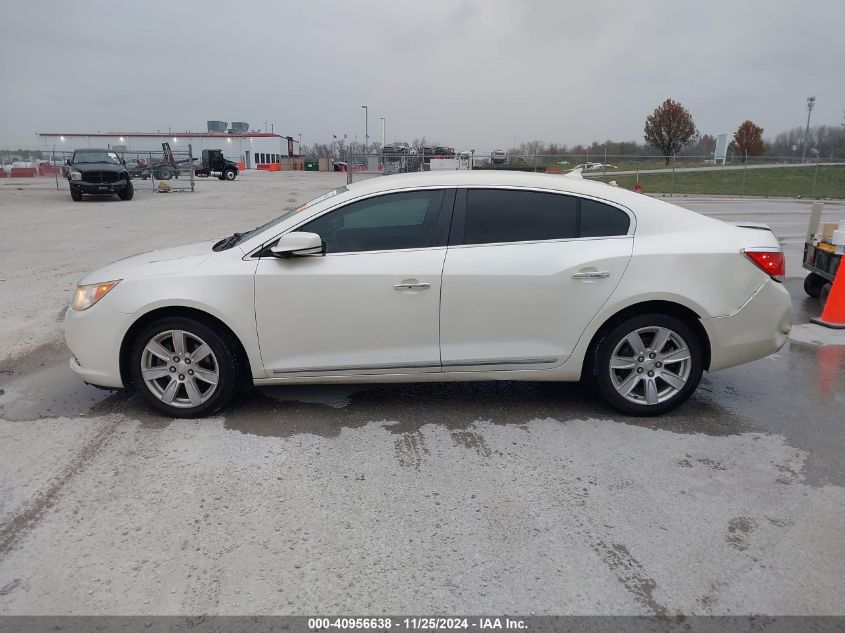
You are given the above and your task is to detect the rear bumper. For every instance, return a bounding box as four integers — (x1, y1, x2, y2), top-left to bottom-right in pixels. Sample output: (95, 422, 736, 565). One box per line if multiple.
(705, 279, 792, 372)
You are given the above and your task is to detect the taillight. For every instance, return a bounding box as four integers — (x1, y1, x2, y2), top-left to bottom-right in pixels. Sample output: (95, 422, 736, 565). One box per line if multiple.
(743, 248, 785, 281)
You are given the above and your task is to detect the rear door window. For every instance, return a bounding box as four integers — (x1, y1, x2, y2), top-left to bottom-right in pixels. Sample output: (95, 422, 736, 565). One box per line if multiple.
(462, 189, 578, 245)
(455, 189, 630, 245)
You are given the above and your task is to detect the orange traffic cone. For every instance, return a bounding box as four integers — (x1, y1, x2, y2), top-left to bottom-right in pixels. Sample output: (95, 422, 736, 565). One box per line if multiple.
(811, 263, 845, 329)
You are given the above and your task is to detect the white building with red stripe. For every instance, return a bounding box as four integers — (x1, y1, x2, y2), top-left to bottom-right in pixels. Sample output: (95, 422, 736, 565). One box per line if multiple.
(37, 131, 293, 169)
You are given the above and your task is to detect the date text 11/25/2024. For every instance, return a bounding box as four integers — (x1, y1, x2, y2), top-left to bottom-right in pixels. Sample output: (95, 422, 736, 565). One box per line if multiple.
(308, 617, 527, 630)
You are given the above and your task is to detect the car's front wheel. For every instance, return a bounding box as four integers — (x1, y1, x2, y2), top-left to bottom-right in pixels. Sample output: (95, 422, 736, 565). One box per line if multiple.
(70, 186, 82, 201)
(118, 179, 134, 200)
(129, 317, 240, 418)
(592, 314, 703, 416)
(223, 168, 237, 181)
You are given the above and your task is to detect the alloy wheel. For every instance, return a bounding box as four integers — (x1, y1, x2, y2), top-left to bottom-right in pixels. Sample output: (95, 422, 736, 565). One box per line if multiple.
(140, 329, 219, 408)
(608, 326, 692, 406)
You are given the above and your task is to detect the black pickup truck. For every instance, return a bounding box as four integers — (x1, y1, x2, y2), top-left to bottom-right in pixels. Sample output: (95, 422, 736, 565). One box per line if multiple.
(66, 149, 133, 201)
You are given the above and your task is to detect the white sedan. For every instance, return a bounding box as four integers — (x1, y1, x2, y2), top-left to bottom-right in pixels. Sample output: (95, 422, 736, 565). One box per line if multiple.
(65, 171, 792, 417)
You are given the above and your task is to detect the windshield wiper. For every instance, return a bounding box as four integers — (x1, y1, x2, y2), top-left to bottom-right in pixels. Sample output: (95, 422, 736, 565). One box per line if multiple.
(213, 232, 243, 251)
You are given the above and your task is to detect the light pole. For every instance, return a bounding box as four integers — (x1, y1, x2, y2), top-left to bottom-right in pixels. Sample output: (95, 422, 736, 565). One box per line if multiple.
(380, 117, 385, 148)
(298, 133, 302, 156)
(361, 105, 368, 153)
(801, 96, 816, 163)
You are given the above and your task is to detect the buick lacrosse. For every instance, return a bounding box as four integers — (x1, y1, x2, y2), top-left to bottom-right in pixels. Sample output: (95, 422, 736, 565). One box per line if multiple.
(66, 171, 792, 417)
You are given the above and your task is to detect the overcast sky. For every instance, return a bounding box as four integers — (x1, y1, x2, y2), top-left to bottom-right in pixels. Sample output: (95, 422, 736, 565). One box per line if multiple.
(1, 0, 843, 150)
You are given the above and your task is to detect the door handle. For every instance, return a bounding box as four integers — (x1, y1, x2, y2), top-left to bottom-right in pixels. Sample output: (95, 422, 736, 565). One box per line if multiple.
(572, 271, 611, 279)
(393, 282, 431, 290)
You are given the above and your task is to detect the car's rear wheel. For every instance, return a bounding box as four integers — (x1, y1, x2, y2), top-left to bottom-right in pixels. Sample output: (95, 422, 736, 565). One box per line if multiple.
(70, 187, 82, 201)
(804, 272, 827, 298)
(129, 317, 240, 418)
(118, 180, 134, 200)
(592, 314, 703, 416)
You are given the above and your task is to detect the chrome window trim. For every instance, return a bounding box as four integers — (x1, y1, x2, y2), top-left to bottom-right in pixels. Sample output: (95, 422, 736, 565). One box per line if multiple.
(445, 234, 633, 250)
(246, 184, 636, 259)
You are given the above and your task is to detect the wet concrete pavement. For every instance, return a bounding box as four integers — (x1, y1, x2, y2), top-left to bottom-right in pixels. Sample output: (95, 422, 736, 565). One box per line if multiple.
(1, 282, 843, 615)
(0, 183, 844, 615)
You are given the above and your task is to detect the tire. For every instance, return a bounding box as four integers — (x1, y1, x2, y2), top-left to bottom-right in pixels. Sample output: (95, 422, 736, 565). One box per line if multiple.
(129, 317, 241, 418)
(155, 168, 173, 180)
(70, 187, 82, 202)
(804, 273, 826, 298)
(223, 168, 236, 181)
(117, 180, 134, 200)
(591, 314, 703, 416)
(820, 282, 833, 312)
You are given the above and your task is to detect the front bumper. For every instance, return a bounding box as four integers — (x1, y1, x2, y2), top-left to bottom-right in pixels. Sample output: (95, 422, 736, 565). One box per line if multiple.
(70, 180, 128, 194)
(65, 302, 132, 389)
(705, 279, 792, 372)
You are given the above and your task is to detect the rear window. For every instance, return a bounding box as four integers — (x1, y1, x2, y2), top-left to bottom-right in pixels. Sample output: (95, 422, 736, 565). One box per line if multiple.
(579, 198, 631, 237)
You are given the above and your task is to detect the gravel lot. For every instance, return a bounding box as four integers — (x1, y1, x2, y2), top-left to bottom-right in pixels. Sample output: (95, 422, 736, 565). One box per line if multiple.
(0, 172, 843, 615)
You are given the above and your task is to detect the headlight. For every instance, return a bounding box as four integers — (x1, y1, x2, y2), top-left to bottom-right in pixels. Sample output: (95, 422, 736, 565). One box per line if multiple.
(71, 280, 120, 311)
(70, 169, 83, 180)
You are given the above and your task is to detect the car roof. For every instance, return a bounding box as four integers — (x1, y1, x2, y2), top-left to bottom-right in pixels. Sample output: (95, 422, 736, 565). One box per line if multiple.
(341, 170, 725, 235)
(346, 170, 634, 204)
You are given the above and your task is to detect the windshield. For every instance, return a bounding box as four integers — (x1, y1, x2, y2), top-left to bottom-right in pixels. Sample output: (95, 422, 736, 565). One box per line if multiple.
(213, 185, 349, 250)
(72, 150, 122, 164)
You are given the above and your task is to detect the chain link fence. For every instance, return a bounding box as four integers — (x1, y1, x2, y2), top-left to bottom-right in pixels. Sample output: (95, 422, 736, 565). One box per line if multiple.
(121, 144, 195, 192)
(2, 146, 196, 193)
(339, 151, 844, 199)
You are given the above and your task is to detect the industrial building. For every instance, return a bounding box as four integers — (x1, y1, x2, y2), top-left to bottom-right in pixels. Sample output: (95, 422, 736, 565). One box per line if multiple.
(38, 121, 296, 169)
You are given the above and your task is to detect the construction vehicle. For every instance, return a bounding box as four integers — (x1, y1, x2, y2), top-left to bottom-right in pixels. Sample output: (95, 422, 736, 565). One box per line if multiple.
(382, 143, 416, 174)
(803, 202, 843, 310)
(134, 142, 190, 180)
(491, 149, 507, 166)
(194, 149, 239, 180)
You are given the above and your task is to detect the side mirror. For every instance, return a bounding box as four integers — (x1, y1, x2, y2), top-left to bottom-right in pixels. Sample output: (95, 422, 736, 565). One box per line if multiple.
(65, 159, 71, 165)
(270, 232, 324, 258)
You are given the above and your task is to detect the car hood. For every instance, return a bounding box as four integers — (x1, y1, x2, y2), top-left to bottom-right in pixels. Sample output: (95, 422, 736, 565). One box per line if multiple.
(79, 240, 216, 284)
(71, 163, 126, 173)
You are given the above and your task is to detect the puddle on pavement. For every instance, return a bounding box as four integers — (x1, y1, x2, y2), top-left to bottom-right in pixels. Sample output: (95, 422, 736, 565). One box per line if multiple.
(0, 344, 746, 438)
(699, 341, 844, 485)
(221, 379, 747, 440)
(2, 333, 842, 485)
(0, 362, 108, 420)
(0, 341, 164, 425)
